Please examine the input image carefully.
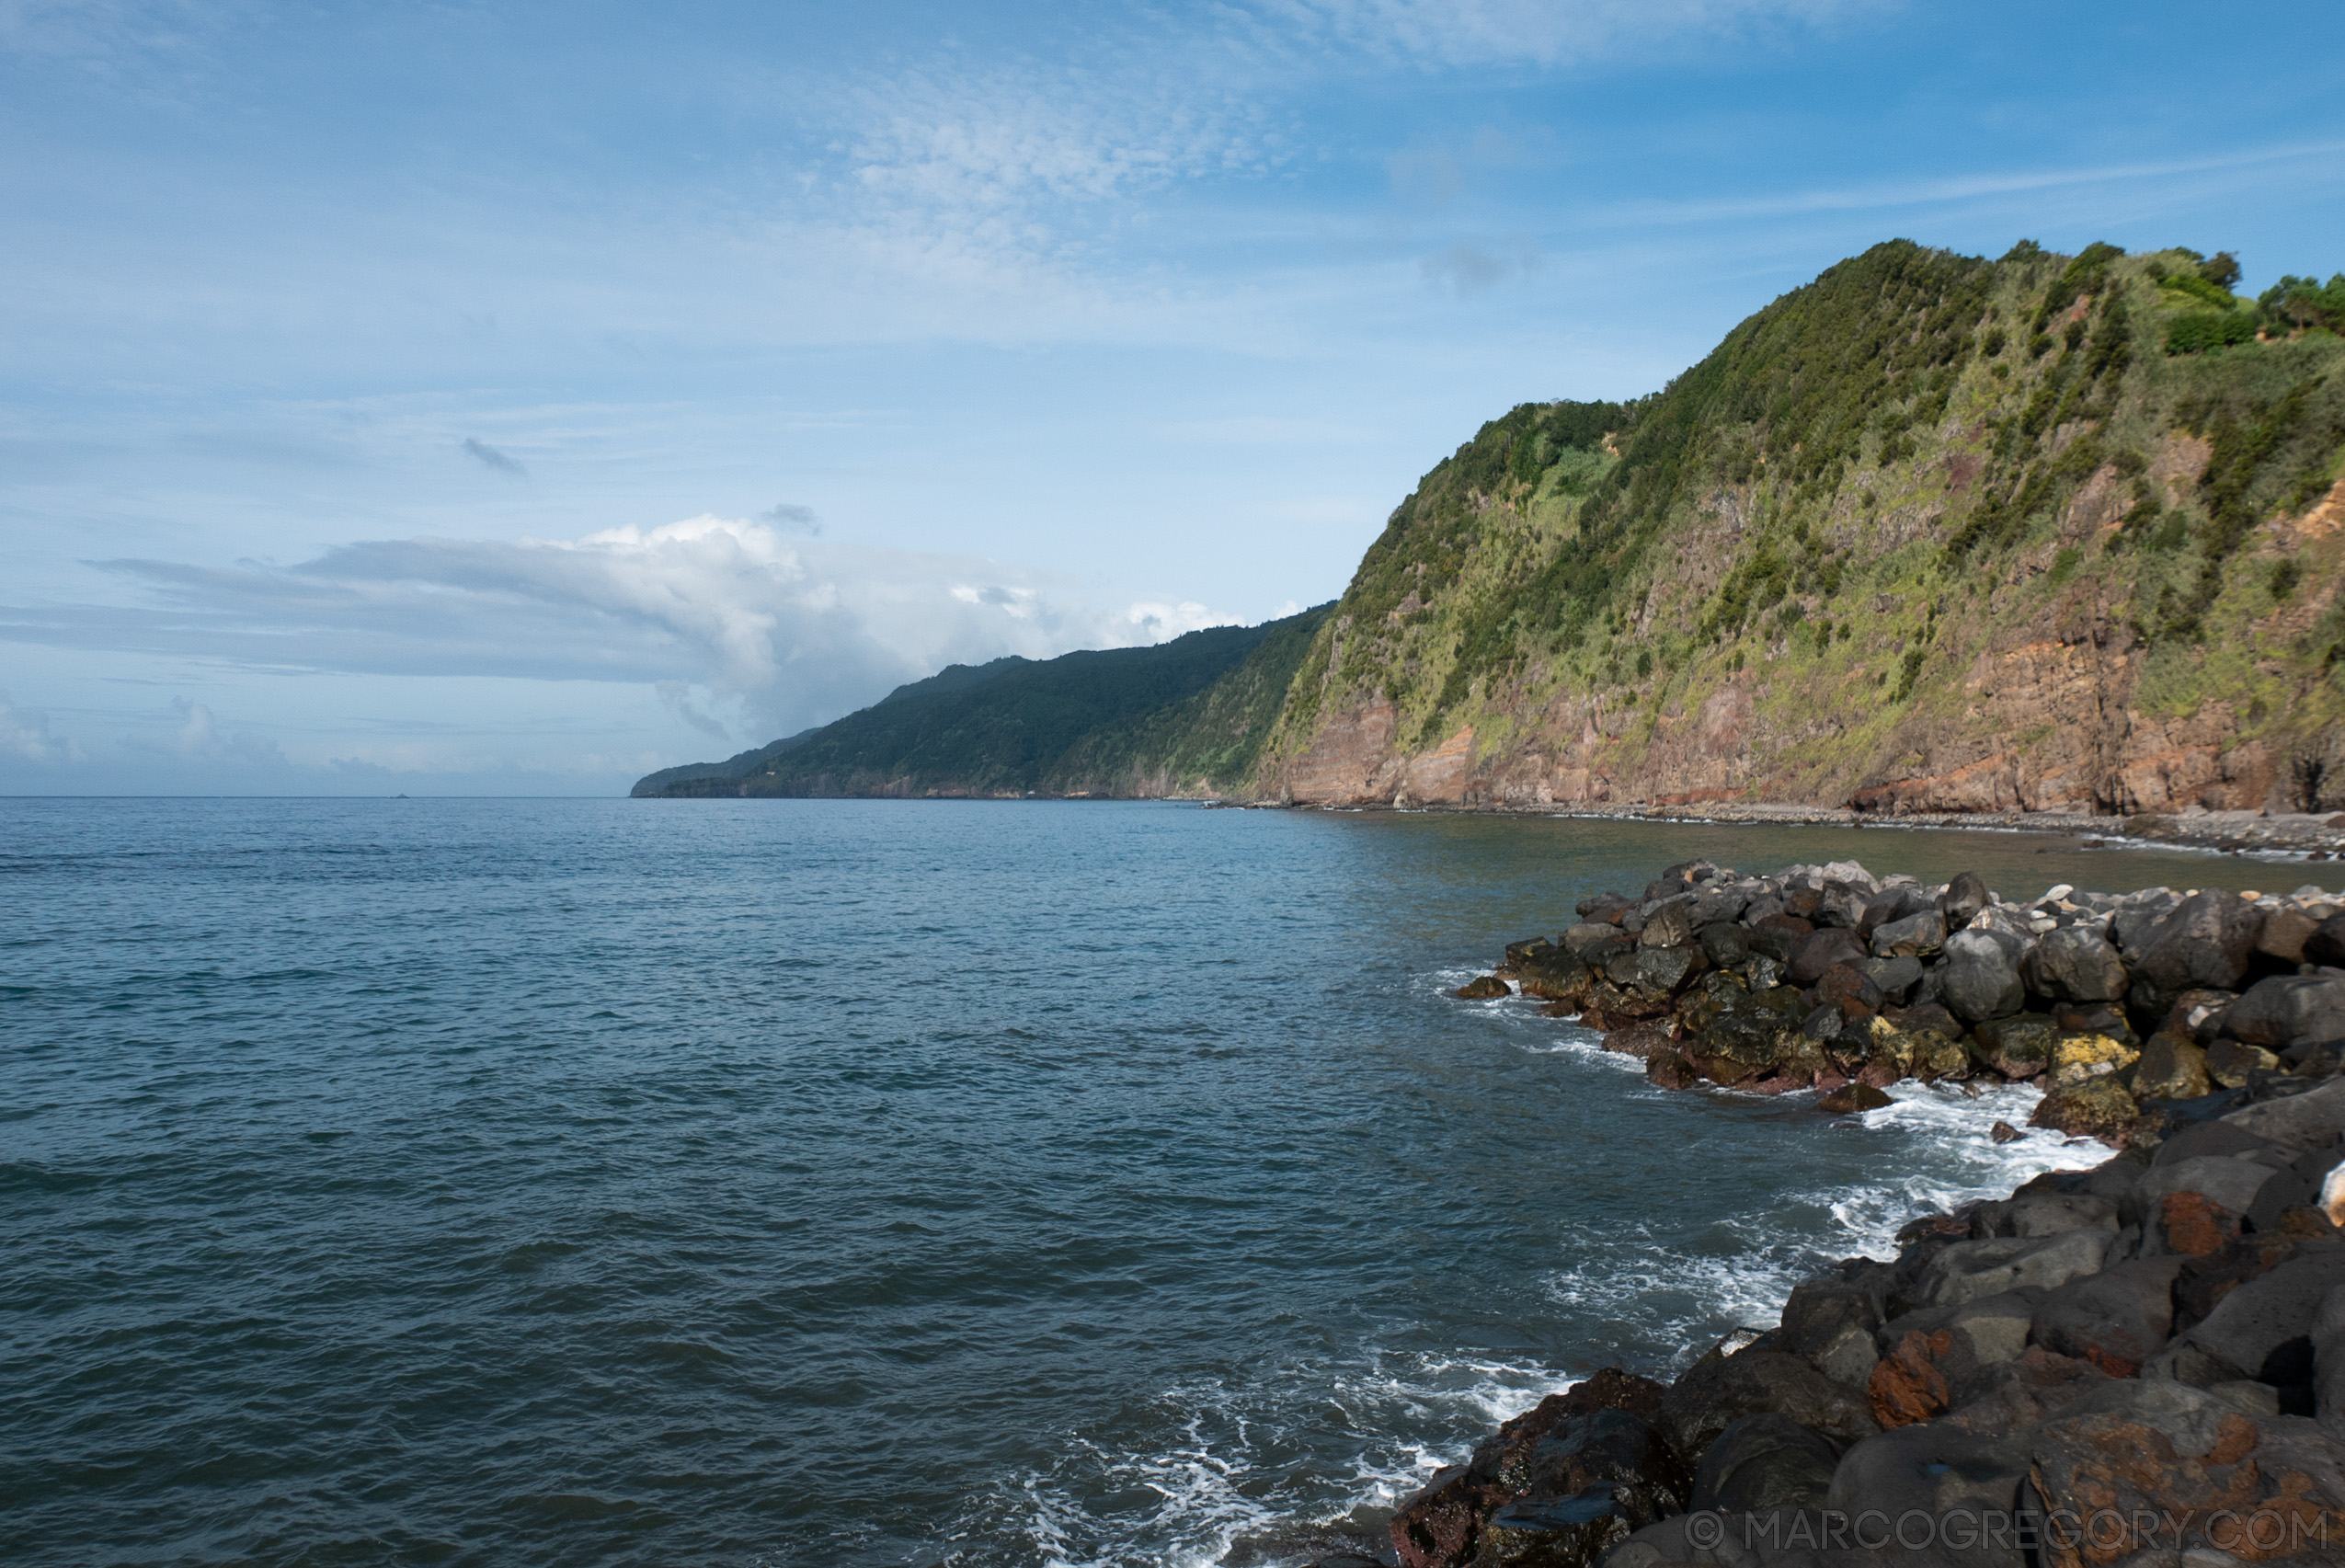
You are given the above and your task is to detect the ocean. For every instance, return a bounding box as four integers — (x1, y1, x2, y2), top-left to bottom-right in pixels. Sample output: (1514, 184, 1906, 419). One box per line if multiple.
(0, 798, 2288, 1566)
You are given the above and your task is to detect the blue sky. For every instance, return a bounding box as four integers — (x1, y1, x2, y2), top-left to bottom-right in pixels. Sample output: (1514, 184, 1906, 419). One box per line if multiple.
(3, 0, 2339, 794)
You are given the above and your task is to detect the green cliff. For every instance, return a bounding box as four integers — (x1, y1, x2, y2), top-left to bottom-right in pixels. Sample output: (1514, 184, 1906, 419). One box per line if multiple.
(1258, 240, 2345, 818)
(631, 605, 1330, 798)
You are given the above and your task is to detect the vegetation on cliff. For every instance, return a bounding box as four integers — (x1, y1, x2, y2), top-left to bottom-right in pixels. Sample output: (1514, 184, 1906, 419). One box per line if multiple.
(1261, 239, 2345, 817)
(632, 605, 1329, 798)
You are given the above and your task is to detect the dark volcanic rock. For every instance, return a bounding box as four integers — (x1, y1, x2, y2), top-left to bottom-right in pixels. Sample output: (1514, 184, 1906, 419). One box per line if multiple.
(1657, 1348, 1879, 1459)
(1389, 1370, 1667, 1568)
(2228, 974, 2345, 1054)
(1687, 1413, 1838, 1514)
(1516, 949, 1594, 1004)
(2124, 889, 2266, 1018)
(1788, 927, 1868, 986)
(2028, 1380, 2345, 1561)
(1940, 928, 2027, 1023)
(1868, 909, 1946, 959)
(2029, 1078, 2140, 1144)
(1970, 1013, 2058, 1080)
(2307, 911, 2345, 968)
(2019, 927, 2129, 1003)
(1638, 900, 1698, 951)
(1938, 871, 1990, 930)
(1455, 975, 1511, 999)
(1696, 921, 1751, 969)
(2133, 1030, 2213, 1101)
(2028, 1256, 2184, 1377)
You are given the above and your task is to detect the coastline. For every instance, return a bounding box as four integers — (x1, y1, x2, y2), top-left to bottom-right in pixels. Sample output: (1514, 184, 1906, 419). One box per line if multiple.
(1252, 799, 2345, 861)
(1331, 854, 2345, 1568)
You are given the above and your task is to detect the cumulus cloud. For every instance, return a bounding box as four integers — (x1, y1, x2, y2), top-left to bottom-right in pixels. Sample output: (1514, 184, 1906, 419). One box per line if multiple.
(0, 516, 1239, 740)
(0, 690, 81, 763)
(165, 696, 288, 765)
(461, 437, 527, 476)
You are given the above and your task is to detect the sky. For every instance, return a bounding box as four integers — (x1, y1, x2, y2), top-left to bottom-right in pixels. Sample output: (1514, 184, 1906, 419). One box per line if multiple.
(3, 0, 2339, 795)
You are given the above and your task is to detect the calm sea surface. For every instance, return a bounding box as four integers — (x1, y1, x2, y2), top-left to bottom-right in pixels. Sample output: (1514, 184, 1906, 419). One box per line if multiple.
(0, 799, 2296, 1567)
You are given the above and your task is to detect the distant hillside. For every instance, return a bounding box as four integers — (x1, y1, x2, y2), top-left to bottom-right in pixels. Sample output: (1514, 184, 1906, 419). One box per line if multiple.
(631, 605, 1332, 798)
(1256, 240, 2345, 817)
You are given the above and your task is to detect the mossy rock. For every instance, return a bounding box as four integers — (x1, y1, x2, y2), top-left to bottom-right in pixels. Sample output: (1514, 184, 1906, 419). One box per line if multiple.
(2029, 1077, 2141, 1145)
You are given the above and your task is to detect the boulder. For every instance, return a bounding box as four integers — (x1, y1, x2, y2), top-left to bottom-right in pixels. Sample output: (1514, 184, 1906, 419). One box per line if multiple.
(2308, 911, 2345, 968)
(2019, 927, 2129, 1003)
(2029, 1256, 2185, 1377)
(1813, 963, 1883, 1019)
(1941, 928, 2027, 1023)
(1517, 949, 1596, 1004)
(2316, 1284, 2345, 1436)
(2027, 1379, 2345, 1562)
(2161, 986, 2240, 1043)
(2157, 1248, 2345, 1394)
(1969, 1013, 2058, 1080)
(2133, 1031, 2213, 1102)
(2003, 1188, 2118, 1239)
(1938, 871, 1990, 930)
(2029, 1078, 2140, 1144)
(1455, 975, 1511, 999)
(1915, 1230, 2111, 1309)
(1869, 909, 1946, 959)
(1601, 1023, 1678, 1060)
(1788, 927, 1868, 987)
(1638, 900, 1698, 952)
(2229, 975, 2345, 1054)
(1687, 881, 1752, 926)
(2207, 1036, 2284, 1089)
(1695, 922, 1750, 970)
(1657, 1349, 1880, 1460)
(2047, 1031, 2138, 1087)
(1858, 956, 1924, 1001)
(1687, 1413, 1838, 1515)
(1607, 944, 1705, 998)
(1685, 1011, 1815, 1089)
(1390, 1369, 1667, 1568)
(1561, 921, 1628, 959)
(2223, 1077, 2345, 1154)
(2131, 1155, 2282, 1246)
(1470, 1490, 1641, 1568)
(2260, 905, 2321, 966)
(1819, 1396, 2044, 1537)
(1774, 1277, 1883, 1391)
(2124, 888, 2266, 1017)
(1817, 1083, 1893, 1115)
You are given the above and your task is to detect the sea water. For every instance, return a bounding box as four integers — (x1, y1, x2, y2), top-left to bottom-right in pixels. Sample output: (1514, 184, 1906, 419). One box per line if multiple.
(0, 798, 2287, 1566)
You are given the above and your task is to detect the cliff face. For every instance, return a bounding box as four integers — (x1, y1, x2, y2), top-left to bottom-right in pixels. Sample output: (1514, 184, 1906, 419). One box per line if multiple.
(1256, 241, 2345, 819)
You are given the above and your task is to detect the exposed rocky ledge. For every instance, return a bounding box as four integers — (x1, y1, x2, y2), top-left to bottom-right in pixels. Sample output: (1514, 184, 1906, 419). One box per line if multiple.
(1352, 859, 2345, 1568)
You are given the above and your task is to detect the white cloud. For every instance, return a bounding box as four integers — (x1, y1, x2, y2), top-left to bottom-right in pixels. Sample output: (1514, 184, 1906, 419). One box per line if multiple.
(1, 515, 1240, 742)
(164, 695, 286, 765)
(0, 690, 81, 762)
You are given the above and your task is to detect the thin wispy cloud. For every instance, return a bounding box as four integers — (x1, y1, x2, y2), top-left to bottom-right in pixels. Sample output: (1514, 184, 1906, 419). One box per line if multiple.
(2, 516, 1238, 741)
(461, 437, 526, 476)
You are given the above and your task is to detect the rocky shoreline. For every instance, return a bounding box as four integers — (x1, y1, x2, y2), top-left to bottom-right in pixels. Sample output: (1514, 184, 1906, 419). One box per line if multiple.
(1349, 857, 2345, 1568)
(1269, 801, 2345, 861)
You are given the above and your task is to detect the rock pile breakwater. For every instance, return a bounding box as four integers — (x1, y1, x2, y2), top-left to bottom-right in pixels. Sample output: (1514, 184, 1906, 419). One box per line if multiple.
(1386, 859, 2345, 1568)
(1469, 857, 2345, 1145)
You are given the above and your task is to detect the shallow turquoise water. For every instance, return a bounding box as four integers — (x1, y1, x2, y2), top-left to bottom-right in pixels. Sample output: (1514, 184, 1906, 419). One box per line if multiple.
(0, 799, 2290, 1566)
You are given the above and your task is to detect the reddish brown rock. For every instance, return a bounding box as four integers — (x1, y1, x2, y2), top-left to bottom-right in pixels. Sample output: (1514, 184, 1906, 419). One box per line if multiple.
(1868, 1330, 1954, 1428)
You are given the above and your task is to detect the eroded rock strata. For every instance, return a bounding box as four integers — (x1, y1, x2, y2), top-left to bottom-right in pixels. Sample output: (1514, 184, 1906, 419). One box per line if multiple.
(1377, 859, 2345, 1568)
